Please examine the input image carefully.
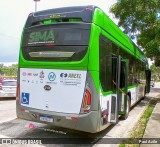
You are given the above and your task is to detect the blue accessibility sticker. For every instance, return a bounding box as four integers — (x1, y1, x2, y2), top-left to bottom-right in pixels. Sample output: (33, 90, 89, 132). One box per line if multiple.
(21, 92, 30, 105)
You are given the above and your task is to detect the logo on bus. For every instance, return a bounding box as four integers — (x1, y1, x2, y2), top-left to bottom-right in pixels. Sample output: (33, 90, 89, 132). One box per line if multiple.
(22, 72, 27, 76)
(44, 85, 51, 91)
(28, 30, 55, 44)
(60, 73, 68, 78)
(48, 72, 56, 81)
(39, 71, 44, 79)
(33, 73, 38, 76)
(27, 73, 32, 76)
(68, 73, 81, 79)
(60, 73, 81, 79)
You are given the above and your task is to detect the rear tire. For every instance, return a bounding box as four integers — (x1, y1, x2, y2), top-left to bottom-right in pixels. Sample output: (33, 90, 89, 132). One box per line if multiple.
(120, 95, 130, 120)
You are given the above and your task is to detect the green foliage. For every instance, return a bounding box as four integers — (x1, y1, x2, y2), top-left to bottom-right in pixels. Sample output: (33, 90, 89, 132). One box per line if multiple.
(0, 64, 4, 74)
(150, 63, 160, 81)
(155, 56, 160, 66)
(150, 63, 160, 73)
(110, 0, 160, 64)
(0, 64, 18, 76)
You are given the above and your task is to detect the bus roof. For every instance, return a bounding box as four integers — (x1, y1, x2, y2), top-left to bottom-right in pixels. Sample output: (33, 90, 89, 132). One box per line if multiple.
(92, 7, 147, 63)
(25, 5, 98, 28)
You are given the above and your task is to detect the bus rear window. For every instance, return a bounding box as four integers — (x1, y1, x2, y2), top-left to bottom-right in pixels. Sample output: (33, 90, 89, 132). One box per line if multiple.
(22, 26, 90, 46)
(22, 25, 90, 62)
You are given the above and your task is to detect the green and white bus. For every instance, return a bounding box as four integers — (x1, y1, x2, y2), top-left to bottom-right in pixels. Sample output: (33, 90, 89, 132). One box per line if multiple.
(16, 5, 151, 133)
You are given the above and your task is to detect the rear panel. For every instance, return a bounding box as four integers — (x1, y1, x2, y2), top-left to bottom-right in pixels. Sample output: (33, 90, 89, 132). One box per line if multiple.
(20, 68, 87, 114)
(17, 70, 100, 133)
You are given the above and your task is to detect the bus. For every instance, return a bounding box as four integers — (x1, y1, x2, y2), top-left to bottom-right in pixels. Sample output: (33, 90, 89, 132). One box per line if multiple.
(16, 5, 151, 133)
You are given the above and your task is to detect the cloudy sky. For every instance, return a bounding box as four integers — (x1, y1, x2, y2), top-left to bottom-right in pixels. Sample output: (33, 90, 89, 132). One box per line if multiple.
(0, 0, 116, 64)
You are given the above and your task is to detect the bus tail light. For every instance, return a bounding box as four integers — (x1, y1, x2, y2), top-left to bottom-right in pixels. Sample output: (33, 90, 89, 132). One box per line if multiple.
(85, 7, 92, 11)
(80, 87, 92, 114)
(0, 85, 2, 90)
(16, 68, 20, 104)
(46, 43, 56, 47)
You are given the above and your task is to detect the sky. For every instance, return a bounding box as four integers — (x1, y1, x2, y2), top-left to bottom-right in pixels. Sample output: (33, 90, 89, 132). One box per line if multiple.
(0, 0, 117, 65)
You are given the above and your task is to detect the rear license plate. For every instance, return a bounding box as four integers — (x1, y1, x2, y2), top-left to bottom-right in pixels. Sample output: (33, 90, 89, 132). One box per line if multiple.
(40, 115, 53, 122)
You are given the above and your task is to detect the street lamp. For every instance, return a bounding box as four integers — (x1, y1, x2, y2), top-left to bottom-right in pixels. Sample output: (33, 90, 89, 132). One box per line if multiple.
(33, 0, 40, 12)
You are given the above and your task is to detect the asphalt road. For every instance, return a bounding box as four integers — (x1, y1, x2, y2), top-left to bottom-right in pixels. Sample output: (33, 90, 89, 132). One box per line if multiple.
(0, 83, 159, 146)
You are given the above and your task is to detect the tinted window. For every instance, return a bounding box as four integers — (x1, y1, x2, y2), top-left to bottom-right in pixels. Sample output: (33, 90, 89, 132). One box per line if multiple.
(22, 25, 90, 62)
(99, 35, 146, 87)
(99, 35, 112, 92)
(120, 62, 126, 88)
(2, 81, 17, 86)
(112, 43, 119, 55)
(23, 27, 90, 47)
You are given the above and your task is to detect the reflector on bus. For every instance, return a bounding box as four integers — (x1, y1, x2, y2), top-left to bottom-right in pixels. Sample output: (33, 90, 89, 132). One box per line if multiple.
(80, 87, 92, 113)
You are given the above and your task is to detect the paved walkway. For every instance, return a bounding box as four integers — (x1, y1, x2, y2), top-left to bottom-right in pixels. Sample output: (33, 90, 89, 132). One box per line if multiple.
(0, 100, 16, 123)
(141, 96, 160, 147)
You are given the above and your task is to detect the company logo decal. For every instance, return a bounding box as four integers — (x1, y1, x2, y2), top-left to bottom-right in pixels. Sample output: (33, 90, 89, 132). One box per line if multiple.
(22, 80, 26, 82)
(33, 73, 38, 76)
(60, 72, 82, 86)
(28, 30, 55, 45)
(60, 73, 68, 78)
(68, 73, 81, 78)
(21, 92, 30, 105)
(44, 85, 51, 91)
(27, 73, 32, 76)
(22, 72, 27, 76)
(48, 72, 56, 81)
(60, 73, 81, 78)
(39, 70, 44, 79)
(22, 72, 33, 76)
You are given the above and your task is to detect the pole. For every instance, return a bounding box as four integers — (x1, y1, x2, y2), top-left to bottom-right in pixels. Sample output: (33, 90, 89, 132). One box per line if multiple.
(33, 0, 40, 12)
(35, 1, 37, 12)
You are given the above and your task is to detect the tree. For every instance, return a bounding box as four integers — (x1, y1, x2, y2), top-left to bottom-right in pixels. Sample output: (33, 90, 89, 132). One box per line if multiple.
(150, 63, 160, 80)
(0, 64, 4, 75)
(0, 64, 18, 76)
(110, 0, 160, 65)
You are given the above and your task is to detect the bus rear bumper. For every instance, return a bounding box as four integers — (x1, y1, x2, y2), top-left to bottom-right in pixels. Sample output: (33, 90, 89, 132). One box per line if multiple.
(16, 104, 100, 133)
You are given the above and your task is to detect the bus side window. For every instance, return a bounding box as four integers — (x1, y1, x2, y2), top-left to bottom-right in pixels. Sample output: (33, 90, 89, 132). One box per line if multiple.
(99, 35, 112, 92)
(112, 57, 117, 91)
(120, 62, 126, 88)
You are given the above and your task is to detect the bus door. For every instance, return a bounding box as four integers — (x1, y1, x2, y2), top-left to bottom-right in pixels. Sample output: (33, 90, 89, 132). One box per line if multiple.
(109, 56, 128, 123)
(118, 59, 129, 116)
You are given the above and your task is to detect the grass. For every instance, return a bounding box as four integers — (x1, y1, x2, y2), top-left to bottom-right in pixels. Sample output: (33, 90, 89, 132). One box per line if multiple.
(119, 97, 159, 147)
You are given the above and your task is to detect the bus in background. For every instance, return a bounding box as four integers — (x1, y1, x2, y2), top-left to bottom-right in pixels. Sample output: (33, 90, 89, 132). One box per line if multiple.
(16, 6, 151, 133)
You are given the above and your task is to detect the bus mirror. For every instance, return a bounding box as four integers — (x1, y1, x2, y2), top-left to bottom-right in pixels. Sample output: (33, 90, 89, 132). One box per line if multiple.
(145, 70, 151, 93)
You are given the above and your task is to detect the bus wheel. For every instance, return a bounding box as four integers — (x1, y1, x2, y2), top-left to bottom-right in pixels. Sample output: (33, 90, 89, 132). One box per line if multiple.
(120, 95, 131, 120)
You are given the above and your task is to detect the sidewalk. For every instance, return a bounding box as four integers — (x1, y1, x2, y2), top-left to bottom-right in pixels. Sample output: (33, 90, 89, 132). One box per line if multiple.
(141, 96, 160, 147)
(0, 100, 16, 123)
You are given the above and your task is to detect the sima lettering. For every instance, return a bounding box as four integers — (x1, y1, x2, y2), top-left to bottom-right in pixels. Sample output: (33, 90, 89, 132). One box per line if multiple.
(29, 31, 55, 42)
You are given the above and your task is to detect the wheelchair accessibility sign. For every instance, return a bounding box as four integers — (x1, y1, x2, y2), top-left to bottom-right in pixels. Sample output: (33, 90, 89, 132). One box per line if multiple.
(21, 92, 30, 105)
